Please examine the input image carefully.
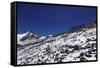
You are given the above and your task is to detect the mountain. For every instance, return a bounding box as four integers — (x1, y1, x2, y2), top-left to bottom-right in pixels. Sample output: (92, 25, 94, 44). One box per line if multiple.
(17, 31, 39, 46)
(17, 25, 97, 65)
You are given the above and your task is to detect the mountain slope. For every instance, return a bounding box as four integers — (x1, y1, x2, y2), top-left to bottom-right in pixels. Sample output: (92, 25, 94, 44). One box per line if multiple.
(17, 27, 97, 65)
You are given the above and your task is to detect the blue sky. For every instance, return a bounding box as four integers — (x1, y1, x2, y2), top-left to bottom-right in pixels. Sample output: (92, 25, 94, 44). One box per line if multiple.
(17, 3, 97, 36)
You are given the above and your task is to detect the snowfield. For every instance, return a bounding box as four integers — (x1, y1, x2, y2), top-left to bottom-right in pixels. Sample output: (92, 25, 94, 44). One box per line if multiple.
(17, 27, 97, 65)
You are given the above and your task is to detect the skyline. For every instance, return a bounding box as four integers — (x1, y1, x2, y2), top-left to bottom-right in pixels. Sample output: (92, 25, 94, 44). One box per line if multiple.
(17, 3, 97, 36)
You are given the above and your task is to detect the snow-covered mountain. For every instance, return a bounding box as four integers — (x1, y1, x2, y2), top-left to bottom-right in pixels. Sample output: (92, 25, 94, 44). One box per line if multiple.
(17, 26, 97, 65)
(17, 31, 39, 46)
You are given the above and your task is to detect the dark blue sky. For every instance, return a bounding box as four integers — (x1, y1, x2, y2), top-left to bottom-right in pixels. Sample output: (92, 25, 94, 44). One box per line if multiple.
(17, 3, 96, 36)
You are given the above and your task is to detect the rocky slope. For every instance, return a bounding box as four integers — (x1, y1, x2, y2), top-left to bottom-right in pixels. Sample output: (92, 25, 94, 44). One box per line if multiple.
(17, 27, 97, 65)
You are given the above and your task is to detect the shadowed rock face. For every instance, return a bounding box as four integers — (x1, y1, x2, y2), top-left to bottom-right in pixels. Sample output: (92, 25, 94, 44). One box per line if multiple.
(17, 26, 97, 65)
